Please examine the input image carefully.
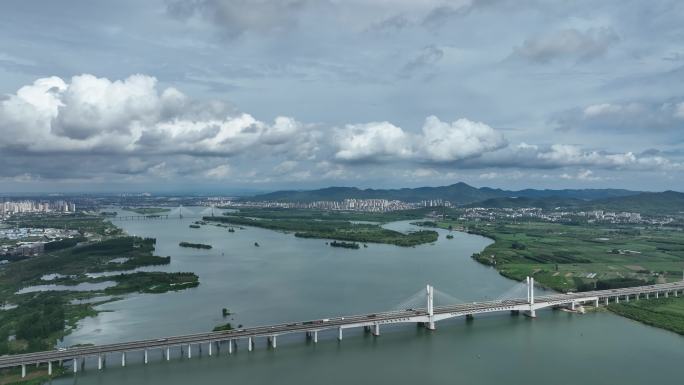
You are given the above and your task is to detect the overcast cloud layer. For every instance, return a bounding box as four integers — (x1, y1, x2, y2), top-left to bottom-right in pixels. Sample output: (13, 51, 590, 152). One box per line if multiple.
(1, 0, 683, 192)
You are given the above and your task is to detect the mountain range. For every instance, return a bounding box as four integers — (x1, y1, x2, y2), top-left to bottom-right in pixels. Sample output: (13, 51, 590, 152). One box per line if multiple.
(248, 183, 684, 214)
(250, 182, 639, 205)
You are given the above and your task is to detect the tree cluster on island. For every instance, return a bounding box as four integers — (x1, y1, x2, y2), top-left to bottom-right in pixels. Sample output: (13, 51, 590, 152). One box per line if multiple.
(329, 240, 360, 249)
(178, 242, 212, 249)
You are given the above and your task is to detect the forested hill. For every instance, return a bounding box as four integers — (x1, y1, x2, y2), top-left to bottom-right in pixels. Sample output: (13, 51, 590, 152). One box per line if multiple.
(248, 182, 640, 205)
(468, 191, 684, 215)
(588, 191, 684, 214)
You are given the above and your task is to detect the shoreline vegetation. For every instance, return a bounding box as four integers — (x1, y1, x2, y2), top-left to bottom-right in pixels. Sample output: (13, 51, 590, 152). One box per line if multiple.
(608, 297, 684, 335)
(0, 231, 198, 364)
(203, 209, 438, 247)
(413, 219, 684, 293)
(179, 242, 212, 249)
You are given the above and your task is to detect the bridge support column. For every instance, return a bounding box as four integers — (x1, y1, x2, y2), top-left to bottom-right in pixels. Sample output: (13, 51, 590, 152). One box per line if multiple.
(615, 296, 619, 304)
(208, 342, 212, 356)
(604, 297, 609, 305)
(98, 355, 103, 370)
(228, 339, 233, 355)
(426, 284, 436, 330)
(272, 336, 277, 349)
(595, 298, 599, 307)
(48, 361, 52, 376)
(314, 331, 318, 343)
(625, 295, 629, 302)
(338, 327, 343, 341)
(73, 358, 77, 373)
(665, 291, 669, 298)
(121, 352, 126, 367)
(21, 364, 26, 378)
(570, 302, 576, 311)
(675, 291, 678, 297)
(646, 293, 649, 299)
(144, 349, 148, 364)
(248, 337, 253, 352)
(656, 292, 659, 299)
(188, 344, 192, 358)
(373, 324, 380, 336)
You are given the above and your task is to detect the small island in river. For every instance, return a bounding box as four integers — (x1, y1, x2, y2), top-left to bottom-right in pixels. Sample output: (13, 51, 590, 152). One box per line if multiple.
(330, 240, 360, 249)
(179, 242, 212, 249)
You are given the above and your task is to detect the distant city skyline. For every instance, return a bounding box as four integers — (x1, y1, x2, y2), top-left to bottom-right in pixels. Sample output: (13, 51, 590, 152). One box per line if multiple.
(1, 1, 684, 192)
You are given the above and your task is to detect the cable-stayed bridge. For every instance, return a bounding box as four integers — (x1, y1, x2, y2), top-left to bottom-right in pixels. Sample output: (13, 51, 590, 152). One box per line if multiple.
(3, 279, 684, 378)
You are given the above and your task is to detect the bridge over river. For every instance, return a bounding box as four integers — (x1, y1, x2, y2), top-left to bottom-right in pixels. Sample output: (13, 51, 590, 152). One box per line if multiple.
(4, 279, 684, 378)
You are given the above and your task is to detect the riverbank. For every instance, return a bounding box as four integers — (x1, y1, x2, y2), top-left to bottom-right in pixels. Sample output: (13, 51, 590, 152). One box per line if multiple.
(413, 220, 684, 293)
(608, 297, 684, 335)
(0, 235, 197, 357)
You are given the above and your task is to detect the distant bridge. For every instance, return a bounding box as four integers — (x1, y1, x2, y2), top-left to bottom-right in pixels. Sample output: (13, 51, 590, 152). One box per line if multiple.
(3, 279, 684, 378)
(108, 205, 216, 221)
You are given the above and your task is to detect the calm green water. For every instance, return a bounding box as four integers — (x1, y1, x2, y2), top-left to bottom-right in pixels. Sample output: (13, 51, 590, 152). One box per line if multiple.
(50, 210, 684, 385)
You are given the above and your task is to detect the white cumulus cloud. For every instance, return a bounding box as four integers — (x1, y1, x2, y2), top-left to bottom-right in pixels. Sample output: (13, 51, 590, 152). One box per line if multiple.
(333, 116, 506, 163)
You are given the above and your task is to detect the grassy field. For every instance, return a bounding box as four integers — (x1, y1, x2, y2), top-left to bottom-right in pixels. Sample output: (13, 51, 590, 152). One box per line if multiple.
(420, 220, 684, 292)
(608, 297, 684, 335)
(205, 210, 438, 247)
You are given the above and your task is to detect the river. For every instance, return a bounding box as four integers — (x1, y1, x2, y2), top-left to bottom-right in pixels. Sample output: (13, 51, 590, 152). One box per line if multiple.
(51, 209, 684, 384)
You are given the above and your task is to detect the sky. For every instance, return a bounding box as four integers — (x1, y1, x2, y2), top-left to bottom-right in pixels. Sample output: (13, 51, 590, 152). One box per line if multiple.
(0, 0, 683, 193)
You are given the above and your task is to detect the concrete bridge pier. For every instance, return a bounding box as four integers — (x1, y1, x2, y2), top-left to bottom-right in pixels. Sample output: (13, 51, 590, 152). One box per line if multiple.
(21, 364, 25, 378)
(338, 327, 343, 341)
(466, 314, 474, 321)
(144, 350, 149, 364)
(228, 339, 233, 354)
(166, 347, 170, 361)
(665, 291, 669, 298)
(73, 358, 78, 373)
(313, 331, 319, 343)
(187, 344, 192, 358)
(98, 355, 103, 370)
(208, 342, 212, 356)
(121, 352, 126, 367)
(646, 293, 649, 299)
(625, 294, 629, 302)
(248, 337, 253, 352)
(594, 298, 599, 307)
(48, 361, 52, 376)
(675, 291, 679, 297)
(271, 336, 277, 349)
(615, 296, 619, 304)
(372, 324, 380, 336)
(570, 302, 576, 311)
(656, 292, 659, 299)
(604, 297, 609, 305)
